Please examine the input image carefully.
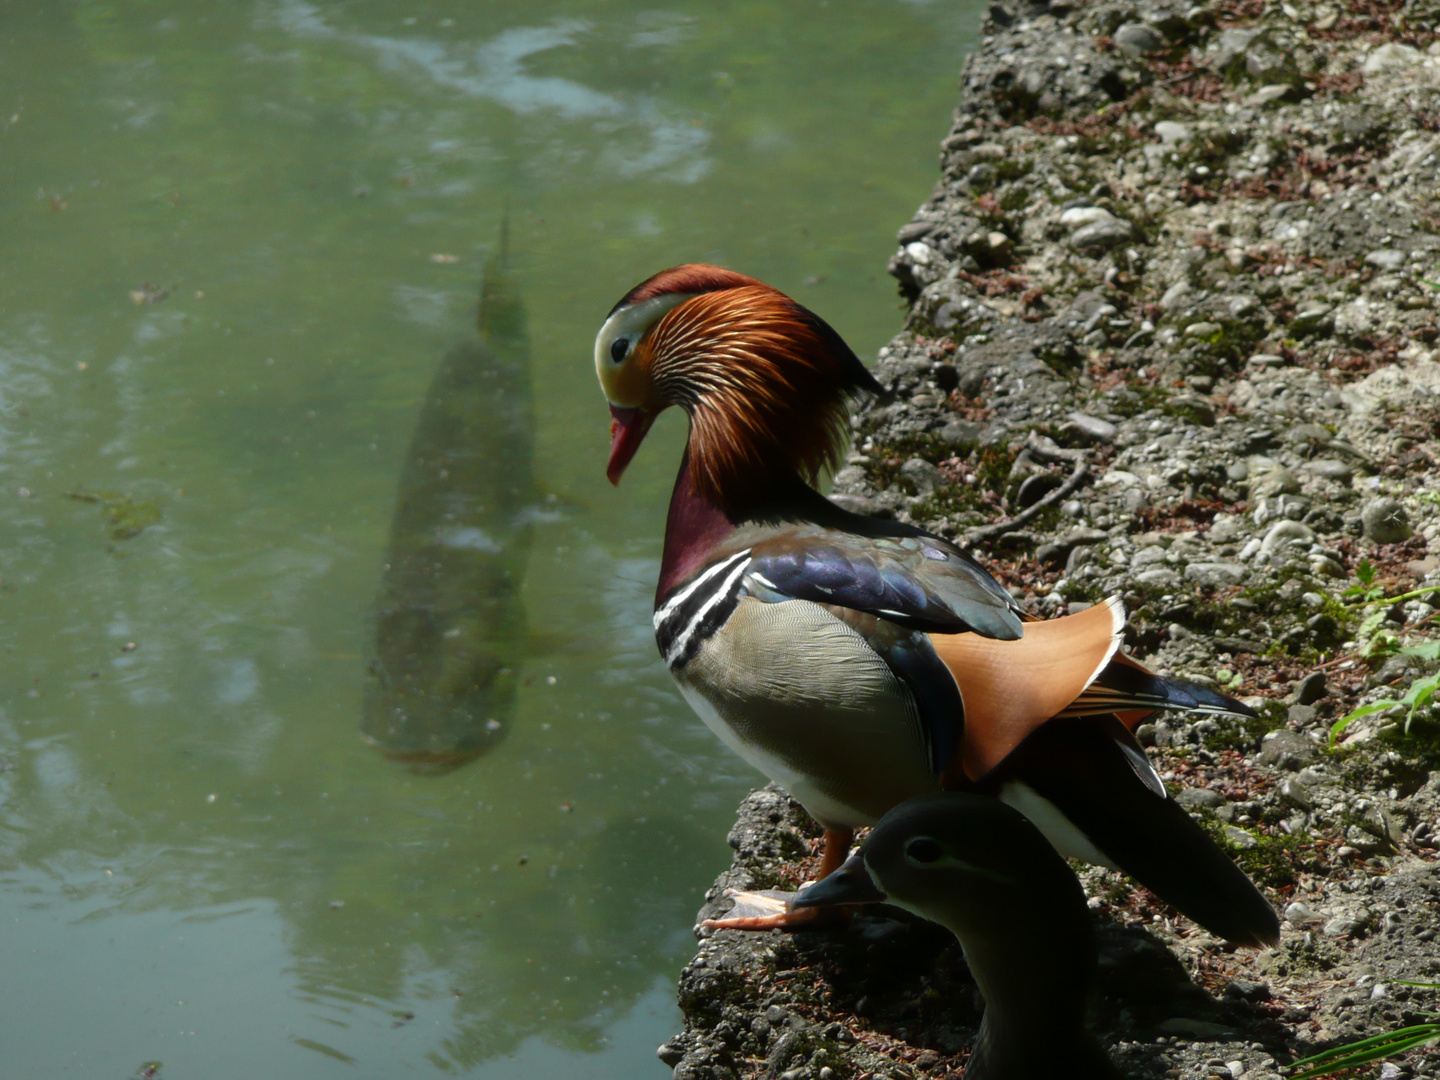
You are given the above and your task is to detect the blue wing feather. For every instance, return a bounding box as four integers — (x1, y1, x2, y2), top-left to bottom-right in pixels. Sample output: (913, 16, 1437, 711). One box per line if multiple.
(743, 529, 1023, 640)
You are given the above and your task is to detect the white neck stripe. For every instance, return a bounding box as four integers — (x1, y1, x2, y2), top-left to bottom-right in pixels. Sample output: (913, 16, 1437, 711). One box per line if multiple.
(662, 555, 752, 667)
(653, 549, 752, 625)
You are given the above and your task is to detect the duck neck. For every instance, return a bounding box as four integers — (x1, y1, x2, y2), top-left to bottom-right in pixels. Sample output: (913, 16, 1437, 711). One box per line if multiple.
(656, 448, 740, 602)
(960, 930, 1116, 1080)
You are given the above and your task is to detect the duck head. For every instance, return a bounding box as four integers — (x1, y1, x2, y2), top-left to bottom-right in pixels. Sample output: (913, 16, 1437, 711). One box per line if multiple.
(595, 264, 882, 511)
(790, 791, 1085, 929)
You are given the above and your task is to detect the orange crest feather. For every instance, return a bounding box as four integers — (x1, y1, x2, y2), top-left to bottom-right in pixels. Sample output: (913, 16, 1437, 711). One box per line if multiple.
(643, 283, 877, 508)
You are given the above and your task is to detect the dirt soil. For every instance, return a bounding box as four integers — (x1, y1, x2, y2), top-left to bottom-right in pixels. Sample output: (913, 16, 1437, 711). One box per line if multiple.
(660, 0, 1440, 1076)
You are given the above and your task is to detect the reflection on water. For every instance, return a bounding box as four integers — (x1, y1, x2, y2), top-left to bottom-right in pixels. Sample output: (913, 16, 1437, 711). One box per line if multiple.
(275, 3, 712, 183)
(363, 235, 536, 772)
(0, 1, 988, 1076)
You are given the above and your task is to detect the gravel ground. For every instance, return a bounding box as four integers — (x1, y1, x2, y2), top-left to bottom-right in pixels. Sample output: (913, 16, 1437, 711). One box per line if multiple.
(662, 0, 1440, 1076)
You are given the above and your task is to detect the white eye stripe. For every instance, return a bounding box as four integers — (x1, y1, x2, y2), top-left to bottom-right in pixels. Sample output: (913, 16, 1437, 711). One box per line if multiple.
(594, 292, 694, 383)
(901, 846, 1017, 885)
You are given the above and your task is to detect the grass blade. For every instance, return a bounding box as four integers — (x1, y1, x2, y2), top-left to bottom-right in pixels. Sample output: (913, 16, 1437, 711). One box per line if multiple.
(1288, 1024, 1440, 1079)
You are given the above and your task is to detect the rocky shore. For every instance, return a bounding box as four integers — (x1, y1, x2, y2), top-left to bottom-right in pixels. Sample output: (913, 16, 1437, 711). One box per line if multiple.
(660, 0, 1440, 1077)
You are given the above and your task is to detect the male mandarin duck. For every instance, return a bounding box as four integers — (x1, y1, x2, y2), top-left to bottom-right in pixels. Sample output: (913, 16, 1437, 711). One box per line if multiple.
(793, 793, 1127, 1080)
(595, 264, 1279, 947)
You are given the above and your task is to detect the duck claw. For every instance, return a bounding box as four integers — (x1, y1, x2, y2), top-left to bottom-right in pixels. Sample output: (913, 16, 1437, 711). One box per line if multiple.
(699, 887, 838, 931)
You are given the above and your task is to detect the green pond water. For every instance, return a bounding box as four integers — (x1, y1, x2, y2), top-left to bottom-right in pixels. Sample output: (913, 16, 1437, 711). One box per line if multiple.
(0, 2, 989, 1076)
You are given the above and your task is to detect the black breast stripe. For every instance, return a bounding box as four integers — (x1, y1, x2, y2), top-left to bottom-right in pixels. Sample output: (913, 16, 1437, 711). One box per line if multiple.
(653, 550, 752, 669)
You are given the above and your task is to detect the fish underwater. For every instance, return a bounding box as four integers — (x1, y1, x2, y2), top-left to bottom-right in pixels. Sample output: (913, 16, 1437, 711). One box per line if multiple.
(362, 239, 535, 773)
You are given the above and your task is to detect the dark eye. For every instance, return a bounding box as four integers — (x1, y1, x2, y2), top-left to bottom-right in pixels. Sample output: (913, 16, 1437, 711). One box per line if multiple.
(610, 337, 629, 363)
(905, 838, 943, 864)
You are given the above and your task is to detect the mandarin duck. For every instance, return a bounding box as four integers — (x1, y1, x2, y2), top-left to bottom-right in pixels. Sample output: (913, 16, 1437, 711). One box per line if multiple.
(594, 264, 1278, 947)
(792, 792, 1127, 1080)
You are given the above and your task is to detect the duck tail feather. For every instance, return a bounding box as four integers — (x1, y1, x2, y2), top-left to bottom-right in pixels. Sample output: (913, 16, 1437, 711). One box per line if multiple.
(1002, 721, 1280, 948)
(1062, 652, 1258, 721)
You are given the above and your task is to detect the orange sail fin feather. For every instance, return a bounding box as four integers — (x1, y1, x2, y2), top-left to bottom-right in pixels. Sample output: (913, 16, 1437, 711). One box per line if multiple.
(933, 598, 1124, 782)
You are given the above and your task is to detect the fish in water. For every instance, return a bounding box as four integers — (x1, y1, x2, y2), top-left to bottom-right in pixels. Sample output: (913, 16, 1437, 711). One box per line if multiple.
(362, 242, 534, 773)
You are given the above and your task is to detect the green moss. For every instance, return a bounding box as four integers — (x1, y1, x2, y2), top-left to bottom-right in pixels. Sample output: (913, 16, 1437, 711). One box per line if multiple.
(1057, 577, 1108, 604)
(997, 181, 1034, 214)
(865, 436, 1020, 519)
(1204, 706, 1285, 751)
(865, 432, 961, 468)
(995, 158, 1032, 183)
(1166, 595, 1244, 636)
(1105, 381, 1171, 418)
(1186, 317, 1266, 363)
(1202, 818, 1309, 889)
(1263, 933, 1344, 977)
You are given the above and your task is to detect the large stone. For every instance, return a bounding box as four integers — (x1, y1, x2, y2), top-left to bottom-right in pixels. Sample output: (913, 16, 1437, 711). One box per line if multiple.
(1215, 28, 1260, 74)
(896, 220, 934, 244)
(1322, 914, 1366, 939)
(1248, 466, 1301, 499)
(1364, 249, 1407, 271)
(1208, 513, 1247, 543)
(904, 241, 936, 266)
(1257, 729, 1319, 770)
(1224, 825, 1260, 850)
(1064, 411, 1117, 443)
(1248, 84, 1294, 106)
(1159, 281, 1192, 311)
(1361, 497, 1411, 543)
(1362, 42, 1424, 74)
(1290, 303, 1334, 337)
(1115, 21, 1166, 55)
(939, 417, 985, 446)
(900, 457, 941, 496)
(1286, 672, 1328, 706)
(1282, 423, 1332, 447)
(1059, 206, 1117, 230)
(1136, 567, 1181, 589)
(1260, 519, 1314, 557)
(1177, 787, 1227, 810)
(1184, 562, 1247, 587)
(1132, 544, 1170, 568)
(1154, 120, 1191, 145)
(1071, 218, 1135, 251)
(1278, 777, 1313, 810)
(1305, 459, 1353, 483)
(1224, 980, 1272, 1003)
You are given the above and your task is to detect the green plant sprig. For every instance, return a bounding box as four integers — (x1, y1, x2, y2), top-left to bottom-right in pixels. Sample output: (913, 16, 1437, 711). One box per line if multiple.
(1287, 984, 1440, 1079)
(1328, 559, 1440, 744)
(1329, 660, 1440, 745)
(1288, 1024, 1440, 1079)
